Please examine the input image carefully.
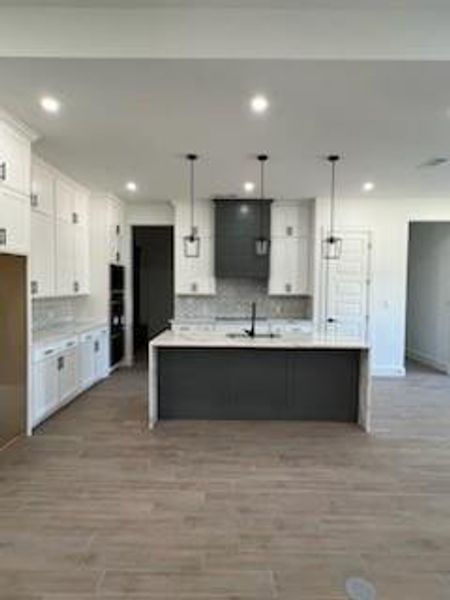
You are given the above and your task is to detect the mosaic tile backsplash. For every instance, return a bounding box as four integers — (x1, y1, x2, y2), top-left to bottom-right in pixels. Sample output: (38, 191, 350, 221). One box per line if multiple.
(32, 298, 77, 331)
(175, 279, 311, 320)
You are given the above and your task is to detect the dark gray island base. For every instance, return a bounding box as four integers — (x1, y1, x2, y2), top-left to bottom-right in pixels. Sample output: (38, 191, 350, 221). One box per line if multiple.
(149, 331, 371, 431)
(158, 348, 359, 422)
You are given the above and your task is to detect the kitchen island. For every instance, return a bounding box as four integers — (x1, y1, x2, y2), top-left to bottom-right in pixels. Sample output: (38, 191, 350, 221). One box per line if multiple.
(148, 331, 371, 431)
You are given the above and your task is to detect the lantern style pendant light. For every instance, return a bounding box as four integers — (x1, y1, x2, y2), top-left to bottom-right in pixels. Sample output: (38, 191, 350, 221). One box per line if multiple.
(183, 153, 201, 258)
(255, 154, 270, 256)
(322, 154, 343, 260)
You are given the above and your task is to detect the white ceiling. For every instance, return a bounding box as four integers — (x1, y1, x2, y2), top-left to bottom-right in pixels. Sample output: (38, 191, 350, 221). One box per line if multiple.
(0, 0, 449, 8)
(0, 58, 450, 202)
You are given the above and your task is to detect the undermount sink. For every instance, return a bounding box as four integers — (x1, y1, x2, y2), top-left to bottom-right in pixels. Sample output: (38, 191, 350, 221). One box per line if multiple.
(226, 332, 281, 339)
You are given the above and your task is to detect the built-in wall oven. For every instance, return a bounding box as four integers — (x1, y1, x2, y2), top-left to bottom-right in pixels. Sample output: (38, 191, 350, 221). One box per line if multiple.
(110, 264, 125, 368)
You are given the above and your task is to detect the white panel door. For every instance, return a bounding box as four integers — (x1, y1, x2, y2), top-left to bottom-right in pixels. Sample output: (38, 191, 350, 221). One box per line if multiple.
(321, 231, 371, 339)
(0, 122, 31, 196)
(30, 211, 55, 298)
(55, 220, 75, 296)
(0, 188, 30, 255)
(31, 162, 55, 216)
(32, 356, 58, 426)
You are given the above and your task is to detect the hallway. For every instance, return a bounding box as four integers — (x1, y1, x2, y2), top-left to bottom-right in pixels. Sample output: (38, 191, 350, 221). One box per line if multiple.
(0, 365, 449, 598)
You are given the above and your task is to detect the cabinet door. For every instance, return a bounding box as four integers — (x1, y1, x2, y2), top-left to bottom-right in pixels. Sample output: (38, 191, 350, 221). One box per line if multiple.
(55, 220, 75, 296)
(0, 188, 30, 255)
(79, 335, 96, 390)
(55, 178, 76, 223)
(31, 162, 54, 216)
(73, 189, 89, 228)
(175, 237, 215, 295)
(94, 329, 109, 380)
(74, 225, 89, 295)
(269, 236, 310, 296)
(58, 345, 79, 403)
(30, 211, 55, 298)
(271, 203, 312, 238)
(32, 356, 58, 426)
(108, 199, 124, 264)
(0, 122, 31, 196)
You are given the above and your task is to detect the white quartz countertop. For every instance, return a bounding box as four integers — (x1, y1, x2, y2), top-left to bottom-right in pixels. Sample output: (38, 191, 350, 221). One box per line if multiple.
(33, 320, 108, 347)
(150, 330, 370, 350)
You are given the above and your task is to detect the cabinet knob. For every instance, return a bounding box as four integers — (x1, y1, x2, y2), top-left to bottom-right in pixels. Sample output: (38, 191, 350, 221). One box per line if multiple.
(327, 317, 337, 324)
(0, 228, 6, 246)
(0, 162, 6, 182)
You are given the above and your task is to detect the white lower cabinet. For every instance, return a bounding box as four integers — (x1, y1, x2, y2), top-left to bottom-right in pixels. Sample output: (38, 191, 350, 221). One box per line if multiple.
(58, 340, 79, 404)
(32, 349, 59, 426)
(32, 327, 109, 429)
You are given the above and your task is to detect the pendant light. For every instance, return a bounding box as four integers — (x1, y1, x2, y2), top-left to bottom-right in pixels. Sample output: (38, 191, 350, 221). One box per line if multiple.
(255, 154, 270, 256)
(183, 153, 201, 258)
(322, 154, 343, 260)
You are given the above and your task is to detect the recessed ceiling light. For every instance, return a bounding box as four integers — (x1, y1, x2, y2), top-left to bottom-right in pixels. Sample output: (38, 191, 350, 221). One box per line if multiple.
(243, 181, 255, 193)
(125, 181, 138, 192)
(40, 96, 61, 114)
(250, 95, 269, 114)
(362, 181, 375, 192)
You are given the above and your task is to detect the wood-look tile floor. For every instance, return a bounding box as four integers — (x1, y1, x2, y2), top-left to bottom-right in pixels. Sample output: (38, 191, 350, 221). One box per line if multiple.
(1, 360, 450, 599)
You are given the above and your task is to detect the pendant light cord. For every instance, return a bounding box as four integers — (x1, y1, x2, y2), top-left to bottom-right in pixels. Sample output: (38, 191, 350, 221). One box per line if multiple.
(187, 153, 198, 239)
(190, 158, 195, 238)
(257, 154, 268, 239)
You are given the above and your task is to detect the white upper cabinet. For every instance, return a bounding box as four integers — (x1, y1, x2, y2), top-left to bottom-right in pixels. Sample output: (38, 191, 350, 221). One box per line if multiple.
(55, 219, 75, 296)
(74, 224, 89, 295)
(0, 188, 30, 255)
(74, 189, 89, 228)
(107, 197, 124, 264)
(269, 200, 313, 296)
(174, 199, 216, 296)
(30, 210, 55, 298)
(0, 121, 31, 196)
(31, 161, 54, 217)
(55, 178, 76, 223)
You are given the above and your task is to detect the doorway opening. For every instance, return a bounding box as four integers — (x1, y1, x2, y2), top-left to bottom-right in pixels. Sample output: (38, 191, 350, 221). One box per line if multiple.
(406, 222, 450, 375)
(132, 226, 174, 363)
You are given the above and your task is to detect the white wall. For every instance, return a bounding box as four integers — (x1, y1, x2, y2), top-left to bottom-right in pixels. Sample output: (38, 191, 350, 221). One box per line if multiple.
(406, 222, 450, 373)
(124, 201, 174, 364)
(314, 196, 450, 377)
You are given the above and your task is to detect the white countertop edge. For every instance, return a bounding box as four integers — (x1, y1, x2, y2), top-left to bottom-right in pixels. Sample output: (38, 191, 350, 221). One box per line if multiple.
(149, 330, 370, 350)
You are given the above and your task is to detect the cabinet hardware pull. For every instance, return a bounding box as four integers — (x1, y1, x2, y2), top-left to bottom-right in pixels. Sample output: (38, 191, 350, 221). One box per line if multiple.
(31, 281, 39, 295)
(327, 318, 337, 324)
(0, 162, 6, 181)
(72, 212, 79, 224)
(191, 282, 198, 293)
(285, 283, 292, 293)
(44, 349, 54, 356)
(0, 228, 6, 246)
(30, 193, 39, 208)
(286, 226, 293, 236)
(73, 281, 79, 293)
(116, 224, 121, 235)
(116, 251, 120, 263)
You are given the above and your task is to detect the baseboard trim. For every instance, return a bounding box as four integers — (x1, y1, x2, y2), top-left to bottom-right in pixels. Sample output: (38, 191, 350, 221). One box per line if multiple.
(372, 366, 406, 378)
(406, 348, 448, 374)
